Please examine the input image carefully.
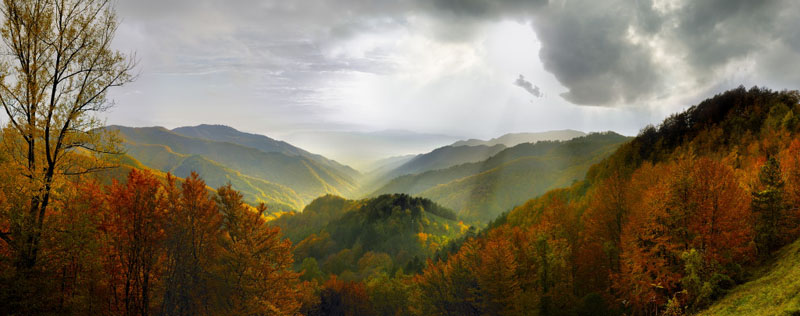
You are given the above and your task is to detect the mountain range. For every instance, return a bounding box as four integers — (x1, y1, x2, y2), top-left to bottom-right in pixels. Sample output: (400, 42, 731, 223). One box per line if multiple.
(371, 132, 629, 221)
(450, 129, 586, 147)
(107, 125, 360, 211)
(281, 130, 461, 170)
(106, 123, 618, 222)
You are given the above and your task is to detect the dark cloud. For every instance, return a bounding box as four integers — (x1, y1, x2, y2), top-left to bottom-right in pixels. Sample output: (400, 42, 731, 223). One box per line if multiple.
(514, 75, 542, 98)
(531, 0, 662, 106)
(115, 0, 800, 108)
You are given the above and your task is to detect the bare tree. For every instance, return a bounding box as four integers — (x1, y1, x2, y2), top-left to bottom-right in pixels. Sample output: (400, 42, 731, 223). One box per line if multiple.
(0, 0, 134, 270)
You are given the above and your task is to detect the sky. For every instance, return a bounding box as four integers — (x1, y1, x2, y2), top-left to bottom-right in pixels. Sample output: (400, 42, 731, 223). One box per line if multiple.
(107, 0, 800, 143)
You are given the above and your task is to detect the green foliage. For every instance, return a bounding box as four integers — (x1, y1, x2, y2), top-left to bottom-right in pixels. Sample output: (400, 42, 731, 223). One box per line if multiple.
(373, 132, 630, 222)
(109, 125, 360, 207)
(172, 124, 358, 178)
(682, 249, 733, 311)
(379, 144, 507, 181)
(366, 272, 411, 316)
(752, 156, 787, 256)
(699, 238, 800, 315)
(300, 257, 325, 282)
(290, 194, 463, 279)
(272, 195, 358, 243)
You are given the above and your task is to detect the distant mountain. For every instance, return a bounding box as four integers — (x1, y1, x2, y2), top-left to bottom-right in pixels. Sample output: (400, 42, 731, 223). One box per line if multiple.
(107, 126, 360, 208)
(121, 142, 304, 211)
(172, 124, 358, 178)
(357, 154, 418, 195)
(382, 144, 507, 180)
(372, 132, 630, 222)
(362, 154, 417, 174)
(371, 130, 586, 182)
(281, 130, 460, 171)
(451, 130, 586, 147)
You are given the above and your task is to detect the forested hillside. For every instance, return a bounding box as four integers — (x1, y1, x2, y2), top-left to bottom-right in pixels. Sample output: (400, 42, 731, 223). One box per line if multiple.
(109, 126, 359, 206)
(172, 124, 358, 177)
(373, 132, 629, 222)
(409, 86, 800, 315)
(379, 144, 507, 180)
(451, 129, 586, 147)
(4, 0, 799, 314)
(273, 194, 465, 281)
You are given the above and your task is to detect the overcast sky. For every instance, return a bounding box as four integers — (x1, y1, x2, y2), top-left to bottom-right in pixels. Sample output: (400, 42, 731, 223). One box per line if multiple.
(106, 0, 800, 140)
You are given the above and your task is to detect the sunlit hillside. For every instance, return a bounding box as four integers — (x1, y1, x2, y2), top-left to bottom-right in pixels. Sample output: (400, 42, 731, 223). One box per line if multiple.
(3, 0, 800, 315)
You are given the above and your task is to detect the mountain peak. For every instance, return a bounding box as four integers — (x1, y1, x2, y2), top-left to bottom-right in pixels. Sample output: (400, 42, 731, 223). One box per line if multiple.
(451, 129, 587, 147)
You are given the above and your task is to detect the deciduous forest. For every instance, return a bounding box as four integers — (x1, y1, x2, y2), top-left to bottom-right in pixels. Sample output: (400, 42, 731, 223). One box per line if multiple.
(2, 0, 800, 315)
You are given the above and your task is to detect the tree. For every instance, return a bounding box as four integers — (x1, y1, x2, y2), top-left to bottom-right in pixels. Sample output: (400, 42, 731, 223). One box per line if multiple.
(160, 172, 221, 316)
(105, 170, 167, 316)
(312, 276, 375, 316)
(751, 156, 786, 256)
(300, 257, 325, 282)
(215, 183, 303, 316)
(583, 172, 629, 274)
(0, 0, 134, 271)
(618, 157, 752, 313)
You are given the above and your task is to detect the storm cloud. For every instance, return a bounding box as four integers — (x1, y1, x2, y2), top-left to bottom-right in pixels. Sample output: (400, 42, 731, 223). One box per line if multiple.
(107, 0, 800, 144)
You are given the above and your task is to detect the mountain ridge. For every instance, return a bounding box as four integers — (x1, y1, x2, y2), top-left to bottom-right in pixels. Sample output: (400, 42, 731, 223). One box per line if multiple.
(107, 125, 359, 206)
(451, 129, 586, 147)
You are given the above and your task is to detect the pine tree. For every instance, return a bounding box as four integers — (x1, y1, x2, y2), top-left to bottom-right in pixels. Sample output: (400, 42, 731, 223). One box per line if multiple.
(751, 156, 786, 256)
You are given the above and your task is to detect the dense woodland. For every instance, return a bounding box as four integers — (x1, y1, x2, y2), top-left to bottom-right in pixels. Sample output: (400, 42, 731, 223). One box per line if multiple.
(5, 81, 800, 315)
(2, 0, 800, 315)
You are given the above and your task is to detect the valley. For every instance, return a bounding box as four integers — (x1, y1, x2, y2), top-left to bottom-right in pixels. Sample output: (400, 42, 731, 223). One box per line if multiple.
(2, 1, 799, 315)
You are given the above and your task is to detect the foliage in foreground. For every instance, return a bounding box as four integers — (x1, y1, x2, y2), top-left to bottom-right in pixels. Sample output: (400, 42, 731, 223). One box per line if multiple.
(0, 169, 306, 315)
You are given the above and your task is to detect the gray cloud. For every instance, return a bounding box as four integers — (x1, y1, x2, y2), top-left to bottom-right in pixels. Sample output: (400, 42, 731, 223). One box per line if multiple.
(113, 0, 800, 109)
(514, 75, 542, 98)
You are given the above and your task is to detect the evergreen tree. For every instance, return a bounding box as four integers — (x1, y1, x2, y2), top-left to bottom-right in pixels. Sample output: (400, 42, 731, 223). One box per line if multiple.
(752, 156, 786, 256)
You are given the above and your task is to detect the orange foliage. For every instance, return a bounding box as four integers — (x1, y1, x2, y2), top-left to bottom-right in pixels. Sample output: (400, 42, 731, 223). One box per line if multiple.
(617, 157, 753, 312)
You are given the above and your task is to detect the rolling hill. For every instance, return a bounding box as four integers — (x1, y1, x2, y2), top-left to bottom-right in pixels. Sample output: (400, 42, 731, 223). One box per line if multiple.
(282, 129, 460, 170)
(381, 144, 507, 180)
(275, 194, 465, 277)
(107, 125, 360, 208)
(372, 132, 630, 222)
(451, 129, 586, 147)
(172, 124, 358, 178)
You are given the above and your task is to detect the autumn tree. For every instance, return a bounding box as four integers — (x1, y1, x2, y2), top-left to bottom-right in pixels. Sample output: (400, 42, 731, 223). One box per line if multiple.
(160, 173, 221, 316)
(583, 172, 629, 274)
(618, 157, 752, 313)
(311, 275, 375, 316)
(0, 0, 135, 271)
(215, 184, 303, 316)
(412, 240, 482, 316)
(779, 139, 800, 238)
(105, 170, 167, 316)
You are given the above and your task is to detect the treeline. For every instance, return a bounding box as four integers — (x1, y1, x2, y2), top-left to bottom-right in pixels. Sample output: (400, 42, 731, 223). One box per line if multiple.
(0, 170, 307, 315)
(410, 87, 800, 315)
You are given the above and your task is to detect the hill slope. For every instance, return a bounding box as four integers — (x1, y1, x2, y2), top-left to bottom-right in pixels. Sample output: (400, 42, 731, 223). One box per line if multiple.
(451, 130, 586, 147)
(698, 238, 800, 315)
(172, 124, 358, 177)
(382, 144, 507, 180)
(373, 132, 629, 222)
(117, 142, 304, 211)
(282, 129, 460, 170)
(108, 126, 359, 205)
(277, 194, 464, 277)
(432, 86, 800, 315)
